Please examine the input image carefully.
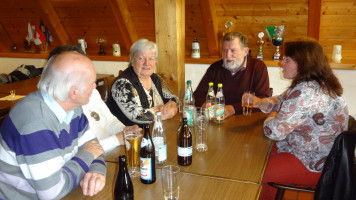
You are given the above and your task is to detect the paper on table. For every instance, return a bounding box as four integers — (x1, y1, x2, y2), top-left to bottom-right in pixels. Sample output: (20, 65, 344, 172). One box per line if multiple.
(0, 94, 25, 101)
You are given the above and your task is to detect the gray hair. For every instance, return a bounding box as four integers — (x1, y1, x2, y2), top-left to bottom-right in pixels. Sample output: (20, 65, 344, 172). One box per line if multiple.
(222, 32, 248, 49)
(129, 39, 158, 66)
(37, 53, 89, 101)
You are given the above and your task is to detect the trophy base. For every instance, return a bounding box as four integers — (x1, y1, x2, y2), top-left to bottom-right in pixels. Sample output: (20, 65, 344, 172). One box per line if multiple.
(273, 55, 281, 60)
(256, 55, 263, 60)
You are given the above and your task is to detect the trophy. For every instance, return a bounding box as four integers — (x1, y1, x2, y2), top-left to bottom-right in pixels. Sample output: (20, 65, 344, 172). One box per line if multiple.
(256, 32, 265, 60)
(225, 21, 233, 33)
(266, 25, 285, 60)
(96, 37, 106, 55)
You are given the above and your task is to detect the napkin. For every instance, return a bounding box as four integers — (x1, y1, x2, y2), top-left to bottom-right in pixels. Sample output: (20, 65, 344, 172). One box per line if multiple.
(0, 95, 25, 101)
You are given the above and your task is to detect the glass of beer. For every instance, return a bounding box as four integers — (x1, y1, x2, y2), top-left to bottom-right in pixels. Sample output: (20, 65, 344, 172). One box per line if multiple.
(124, 129, 141, 177)
(242, 91, 255, 116)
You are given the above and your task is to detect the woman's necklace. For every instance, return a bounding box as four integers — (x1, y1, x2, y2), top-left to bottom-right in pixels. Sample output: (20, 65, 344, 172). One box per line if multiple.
(90, 110, 100, 121)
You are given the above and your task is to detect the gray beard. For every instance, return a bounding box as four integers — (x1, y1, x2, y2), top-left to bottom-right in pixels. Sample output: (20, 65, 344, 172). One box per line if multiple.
(223, 58, 241, 72)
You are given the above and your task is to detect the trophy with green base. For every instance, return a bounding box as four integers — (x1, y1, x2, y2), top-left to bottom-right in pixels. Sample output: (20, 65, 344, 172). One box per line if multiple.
(266, 25, 285, 60)
(256, 32, 265, 60)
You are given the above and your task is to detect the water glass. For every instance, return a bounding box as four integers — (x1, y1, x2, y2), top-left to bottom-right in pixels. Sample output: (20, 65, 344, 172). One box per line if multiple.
(194, 107, 208, 152)
(161, 165, 180, 200)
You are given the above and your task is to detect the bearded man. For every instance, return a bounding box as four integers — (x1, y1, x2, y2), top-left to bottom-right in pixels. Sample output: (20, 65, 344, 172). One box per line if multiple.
(193, 32, 271, 118)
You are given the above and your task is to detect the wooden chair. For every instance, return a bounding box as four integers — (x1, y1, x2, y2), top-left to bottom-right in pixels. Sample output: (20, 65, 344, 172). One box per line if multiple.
(96, 76, 117, 102)
(268, 115, 356, 200)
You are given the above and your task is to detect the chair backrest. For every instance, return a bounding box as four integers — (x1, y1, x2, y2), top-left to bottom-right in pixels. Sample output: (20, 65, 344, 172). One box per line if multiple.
(0, 107, 10, 125)
(314, 129, 356, 200)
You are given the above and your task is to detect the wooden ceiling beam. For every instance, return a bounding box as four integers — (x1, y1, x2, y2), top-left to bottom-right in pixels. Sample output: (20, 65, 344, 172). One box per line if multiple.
(109, 0, 139, 51)
(308, 0, 321, 40)
(35, 0, 70, 44)
(199, 0, 219, 57)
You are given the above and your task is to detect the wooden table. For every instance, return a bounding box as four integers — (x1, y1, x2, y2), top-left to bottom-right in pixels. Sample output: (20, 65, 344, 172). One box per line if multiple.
(105, 112, 272, 184)
(0, 74, 113, 110)
(63, 162, 262, 200)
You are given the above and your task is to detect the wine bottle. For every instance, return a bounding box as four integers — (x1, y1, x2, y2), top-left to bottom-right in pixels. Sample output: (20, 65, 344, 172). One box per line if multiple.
(114, 155, 134, 200)
(140, 123, 156, 184)
(177, 117, 192, 166)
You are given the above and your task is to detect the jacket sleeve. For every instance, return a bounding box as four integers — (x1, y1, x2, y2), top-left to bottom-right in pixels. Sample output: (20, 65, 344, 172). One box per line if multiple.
(111, 78, 155, 124)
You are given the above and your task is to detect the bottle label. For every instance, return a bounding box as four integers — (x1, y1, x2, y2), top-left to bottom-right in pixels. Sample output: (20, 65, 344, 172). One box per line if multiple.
(177, 146, 192, 157)
(141, 138, 150, 148)
(140, 157, 152, 180)
(216, 104, 224, 120)
(152, 137, 167, 162)
(206, 103, 215, 119)
(183, 109, 193, 125)
(185, 89, 191, 99)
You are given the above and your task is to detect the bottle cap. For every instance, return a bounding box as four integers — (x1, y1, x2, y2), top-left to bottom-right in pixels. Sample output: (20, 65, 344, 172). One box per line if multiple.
(119, 155, 127, 162)
(208, 82, 213, 86)
(187, 80, 192, 85)
(218, 83, 223, 87)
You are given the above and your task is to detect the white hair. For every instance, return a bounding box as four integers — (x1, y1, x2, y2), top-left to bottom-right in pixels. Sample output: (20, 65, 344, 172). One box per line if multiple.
(129, 39, 158, 66)
(37, 54, 89, 101)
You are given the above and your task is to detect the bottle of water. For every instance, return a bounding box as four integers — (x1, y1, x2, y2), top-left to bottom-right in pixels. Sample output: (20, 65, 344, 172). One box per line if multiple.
(152, 112, 167, 165)
(206, 82, 215, 121)
(215, 83, 225, 124)
(183, 80, 195, 126)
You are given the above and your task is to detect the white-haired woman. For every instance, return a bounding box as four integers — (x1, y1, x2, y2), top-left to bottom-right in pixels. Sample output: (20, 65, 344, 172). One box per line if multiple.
(106, 39, 178, 126)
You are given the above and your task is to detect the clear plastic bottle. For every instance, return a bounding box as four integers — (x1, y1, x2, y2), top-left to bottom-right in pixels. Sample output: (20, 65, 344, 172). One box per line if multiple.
(206, 82, 215, 121)
(152, 112, 167, 165)
(183, 80, 195, 126)
(215, 83, 225, 124)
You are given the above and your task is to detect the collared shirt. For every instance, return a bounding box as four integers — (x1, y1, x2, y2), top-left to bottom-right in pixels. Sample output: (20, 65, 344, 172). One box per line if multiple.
(41, 91, 74, 125)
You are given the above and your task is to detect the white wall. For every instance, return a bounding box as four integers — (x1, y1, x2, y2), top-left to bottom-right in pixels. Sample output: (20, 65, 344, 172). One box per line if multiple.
(0, 57, 355, 117)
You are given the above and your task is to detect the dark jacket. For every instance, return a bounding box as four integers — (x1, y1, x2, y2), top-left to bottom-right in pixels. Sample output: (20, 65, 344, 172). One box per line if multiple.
(106, 66, 175, 127)
(314, 129, 356, 200)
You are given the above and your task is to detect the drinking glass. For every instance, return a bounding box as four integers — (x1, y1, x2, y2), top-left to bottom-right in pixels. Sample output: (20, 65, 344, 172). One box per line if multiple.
(124, 129, 141, 177)
(194, 107, 208, 152)
(242, 91, 255, 116)
(161, 165, 180, 200)
(10, 90, 15, 98)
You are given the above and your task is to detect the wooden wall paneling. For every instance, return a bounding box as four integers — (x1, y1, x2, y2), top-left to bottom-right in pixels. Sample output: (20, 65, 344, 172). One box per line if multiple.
(109, 0, 139, 53)
(35, 0, 70, 45)
(155, 0, 185, 98)
(0, 22, 15, 51)
(199, 0, 220, 57)
(308, 0, 322, 40)
(320, 0, 356, 61)
(186, 3, 209, 58)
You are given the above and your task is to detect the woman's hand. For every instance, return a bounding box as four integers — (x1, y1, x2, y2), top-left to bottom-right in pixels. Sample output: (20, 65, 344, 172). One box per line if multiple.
(159, 100, 178, 120)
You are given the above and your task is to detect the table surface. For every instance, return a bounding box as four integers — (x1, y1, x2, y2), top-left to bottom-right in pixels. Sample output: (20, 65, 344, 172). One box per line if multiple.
(0, 74, 113, 110)
(63, 162, 262, 200)
(105, 112, 272, 184)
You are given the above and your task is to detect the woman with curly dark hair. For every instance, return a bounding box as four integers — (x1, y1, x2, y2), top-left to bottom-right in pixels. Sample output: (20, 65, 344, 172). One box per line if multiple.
(242, 38, 349, 200)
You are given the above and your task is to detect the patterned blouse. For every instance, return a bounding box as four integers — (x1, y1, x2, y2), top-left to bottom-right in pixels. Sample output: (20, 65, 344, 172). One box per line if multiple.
(111, 75, 178, 125)
(261, 81, 349, 172)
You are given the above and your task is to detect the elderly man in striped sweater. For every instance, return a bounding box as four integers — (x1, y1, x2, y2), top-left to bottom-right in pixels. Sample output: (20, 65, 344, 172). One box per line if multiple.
(0, 51, 106, 199)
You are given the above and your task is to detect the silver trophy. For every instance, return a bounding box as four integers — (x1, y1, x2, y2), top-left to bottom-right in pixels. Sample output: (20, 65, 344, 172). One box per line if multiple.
(266, 25, 285, 60)
(256, 32, 265, 60)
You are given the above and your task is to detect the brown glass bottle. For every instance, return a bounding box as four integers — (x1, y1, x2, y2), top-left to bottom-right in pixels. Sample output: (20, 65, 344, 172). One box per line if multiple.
(114, 155, 134, 200)
(140, 123, 156, 184)
(177, 117, 192, 166)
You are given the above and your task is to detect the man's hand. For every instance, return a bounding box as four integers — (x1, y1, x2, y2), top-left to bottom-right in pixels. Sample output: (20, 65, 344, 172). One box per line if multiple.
(224, 105, 235, 119)
(82, 140, 105, 159)
(80, 172, 106, 196)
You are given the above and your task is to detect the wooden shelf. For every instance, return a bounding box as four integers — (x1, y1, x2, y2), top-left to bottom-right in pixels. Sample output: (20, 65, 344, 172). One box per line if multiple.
(1, 52, 355, 70)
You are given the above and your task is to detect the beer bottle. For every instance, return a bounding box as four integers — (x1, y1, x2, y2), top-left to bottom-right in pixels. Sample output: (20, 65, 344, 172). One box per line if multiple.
(206, 82, 216, 121)
(140, 124, 156, 184)
(183, 80, 195, 126)
(215, 83, 225, 124)
(152, 112, 167, 165)
(114, 155, 134, 200)
(177, 117, 192, 166)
